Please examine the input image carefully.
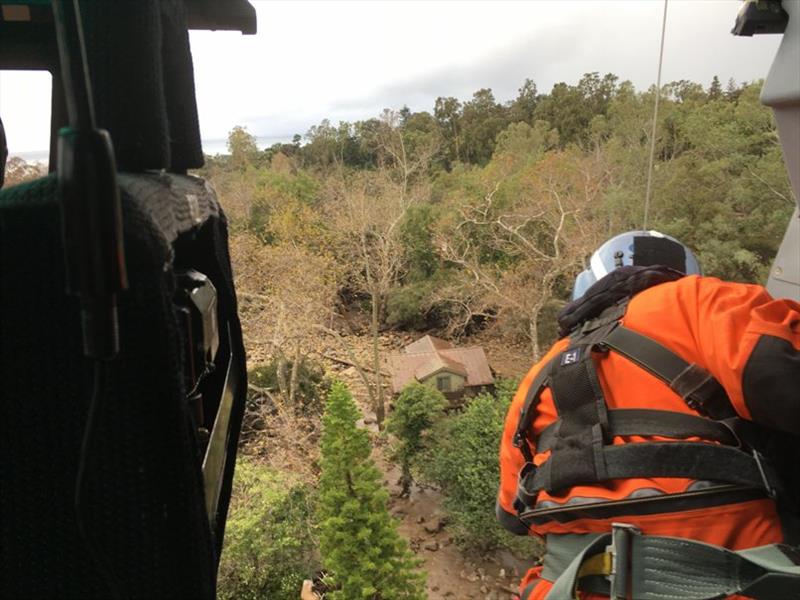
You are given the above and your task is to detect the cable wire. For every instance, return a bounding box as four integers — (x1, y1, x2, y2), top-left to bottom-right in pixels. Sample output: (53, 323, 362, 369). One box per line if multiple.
(643, 0, 669, 230)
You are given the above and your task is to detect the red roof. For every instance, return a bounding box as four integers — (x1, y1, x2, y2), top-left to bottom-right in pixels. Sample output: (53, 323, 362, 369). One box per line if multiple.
(389, 336, 494, 393)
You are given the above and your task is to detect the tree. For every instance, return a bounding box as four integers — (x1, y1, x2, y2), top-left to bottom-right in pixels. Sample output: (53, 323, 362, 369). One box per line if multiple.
(508, 78, 539, 124)
(328, 111, 435, 426)
(386, 383, 447, 496)
(434, 96, 463, 166)
(708, 75, 723, 100)
(227, 125, 260, 169)
(217, 460, 319, 600)
(438, 149, 606, 359)
(420, 392, 537, 555)
(319, 383, 426, 600)
(230, 235, 339, 404)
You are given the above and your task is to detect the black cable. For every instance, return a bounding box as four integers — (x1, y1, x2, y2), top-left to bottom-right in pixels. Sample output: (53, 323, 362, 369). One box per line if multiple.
(74, 360, 124, 600)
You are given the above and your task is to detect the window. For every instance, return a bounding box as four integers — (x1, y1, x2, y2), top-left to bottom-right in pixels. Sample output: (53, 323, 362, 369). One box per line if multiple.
(436, 375, 451, 392)
(0, 70, 52, 167)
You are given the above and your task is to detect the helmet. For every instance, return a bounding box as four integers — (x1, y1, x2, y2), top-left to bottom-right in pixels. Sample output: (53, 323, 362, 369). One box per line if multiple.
(571, 230, 701, 301)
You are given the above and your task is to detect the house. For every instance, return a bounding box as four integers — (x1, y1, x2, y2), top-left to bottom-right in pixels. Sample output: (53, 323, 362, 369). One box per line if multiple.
(389, 335, 494, 401)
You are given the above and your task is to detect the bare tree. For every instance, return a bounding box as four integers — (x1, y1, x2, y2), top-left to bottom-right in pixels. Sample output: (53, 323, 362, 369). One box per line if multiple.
(230, 234, 339, 404)
(326, 111, 437, 426)
(437, 150, 606, 360)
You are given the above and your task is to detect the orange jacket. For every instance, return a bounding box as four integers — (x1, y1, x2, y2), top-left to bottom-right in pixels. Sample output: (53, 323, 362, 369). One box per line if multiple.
(497, 275, 800, 599)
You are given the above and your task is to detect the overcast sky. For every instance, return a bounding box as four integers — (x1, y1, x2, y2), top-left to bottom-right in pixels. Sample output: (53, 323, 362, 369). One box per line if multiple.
(0, 0, 783, 156)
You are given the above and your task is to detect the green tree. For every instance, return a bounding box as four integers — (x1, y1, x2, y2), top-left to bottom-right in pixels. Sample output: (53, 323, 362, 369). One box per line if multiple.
(227, 125, 260, 170)
(319, 383, 426, 600)
(386, 383, 447, 496)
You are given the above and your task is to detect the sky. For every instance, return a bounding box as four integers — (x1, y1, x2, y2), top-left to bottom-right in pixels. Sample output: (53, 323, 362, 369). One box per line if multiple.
(0, 0, 783, 157)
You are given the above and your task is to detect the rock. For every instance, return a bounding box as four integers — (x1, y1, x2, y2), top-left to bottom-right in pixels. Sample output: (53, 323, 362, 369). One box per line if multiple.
(477, 567, 486, 579)
(423, 541, 439, 551)
(467, 573, 479, 583)
(423, 518, 444, 533)
(416, 516, 425, 524)
(499, 568, 506, 578)
(480, 585, 489, 594)
(363, 416, 377, 425)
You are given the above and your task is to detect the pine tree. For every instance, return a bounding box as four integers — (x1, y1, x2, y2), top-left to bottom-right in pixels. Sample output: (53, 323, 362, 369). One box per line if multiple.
(319, 382, 426, 600)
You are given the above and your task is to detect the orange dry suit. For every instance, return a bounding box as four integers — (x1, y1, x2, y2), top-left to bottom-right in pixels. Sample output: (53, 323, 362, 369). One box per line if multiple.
(497, 266, 800, 600)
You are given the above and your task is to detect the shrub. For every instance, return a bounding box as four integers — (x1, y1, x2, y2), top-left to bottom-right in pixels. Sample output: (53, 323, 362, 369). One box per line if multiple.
(319, 382, 426, 599)
(421, 388, 538, 556)
(217, 459, 319, 600)
(386, 383, 447, 496)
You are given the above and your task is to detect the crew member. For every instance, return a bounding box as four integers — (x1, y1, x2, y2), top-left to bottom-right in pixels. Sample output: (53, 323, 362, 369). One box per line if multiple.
(497, 230, 800, 600)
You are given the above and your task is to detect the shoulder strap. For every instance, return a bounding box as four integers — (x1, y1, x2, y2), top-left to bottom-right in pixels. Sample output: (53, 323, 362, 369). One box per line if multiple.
(602, 325, 738, 419)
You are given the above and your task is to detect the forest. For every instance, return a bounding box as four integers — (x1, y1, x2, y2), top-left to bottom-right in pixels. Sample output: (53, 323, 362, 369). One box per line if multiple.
(184, 70, 796, 599)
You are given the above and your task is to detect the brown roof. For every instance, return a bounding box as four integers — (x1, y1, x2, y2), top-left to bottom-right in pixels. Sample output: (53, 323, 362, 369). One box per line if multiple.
(405, 335, 453, 354)
(389, 336, 494, 393)
(415, 354, 468, 380)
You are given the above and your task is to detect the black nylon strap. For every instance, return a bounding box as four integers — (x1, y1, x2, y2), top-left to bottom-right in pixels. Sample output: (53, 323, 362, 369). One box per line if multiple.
(513, 357, 558, 462)
(537, 409, 739, 453)
(603, 326, 738, 419)
(528, 442, 781, 495)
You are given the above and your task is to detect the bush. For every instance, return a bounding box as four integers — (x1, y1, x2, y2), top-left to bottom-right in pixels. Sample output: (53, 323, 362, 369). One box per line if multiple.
(319, 382, 426, 599)
(217, 459, 319, 600)
(421, 388, 538, 556)
(386, 383, 447, 495)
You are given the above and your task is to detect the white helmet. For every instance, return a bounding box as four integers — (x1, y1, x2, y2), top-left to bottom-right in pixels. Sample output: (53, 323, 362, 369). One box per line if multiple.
(571, 230, 701, 300)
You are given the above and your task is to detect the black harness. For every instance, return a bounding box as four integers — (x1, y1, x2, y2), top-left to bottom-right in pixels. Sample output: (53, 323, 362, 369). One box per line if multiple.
(512, 285, 786, 527)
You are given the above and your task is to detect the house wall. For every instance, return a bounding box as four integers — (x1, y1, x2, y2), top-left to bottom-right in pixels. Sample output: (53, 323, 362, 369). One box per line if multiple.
(421, 371, 465, 394)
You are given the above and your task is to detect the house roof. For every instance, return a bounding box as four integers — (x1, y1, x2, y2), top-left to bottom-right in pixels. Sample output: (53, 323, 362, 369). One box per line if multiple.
(389, 336, 494, 393)
(414, 353, 468, 381)
(405, 334, 453, 354)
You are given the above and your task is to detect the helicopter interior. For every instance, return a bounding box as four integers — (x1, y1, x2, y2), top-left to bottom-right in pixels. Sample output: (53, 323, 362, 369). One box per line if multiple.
(0, 1, 255, 598)
(0, 1, 798, 599)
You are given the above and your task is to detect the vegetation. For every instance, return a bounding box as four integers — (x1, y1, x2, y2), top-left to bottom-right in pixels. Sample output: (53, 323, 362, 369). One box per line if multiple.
(420, 382, 536, 554)
(386, 383, 448, 496)
(217, 459, 319, 600)
(319, 382, 426, 599)
(203, 73, 792, 593)
(210, 74, 793, 364)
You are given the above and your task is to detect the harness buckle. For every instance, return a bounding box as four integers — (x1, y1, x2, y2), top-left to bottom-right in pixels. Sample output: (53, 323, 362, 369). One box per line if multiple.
(607, 523, 640, 600)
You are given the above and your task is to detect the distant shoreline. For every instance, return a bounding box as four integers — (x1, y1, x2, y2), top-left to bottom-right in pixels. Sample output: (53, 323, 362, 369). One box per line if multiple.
(9, 134, 294, 165)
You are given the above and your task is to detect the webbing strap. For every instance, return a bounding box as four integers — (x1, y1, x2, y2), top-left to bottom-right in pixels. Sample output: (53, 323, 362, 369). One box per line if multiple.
(603, 326, 737, 419)
(547, 346, 610, 489)
(536, 409, 739, 452)
(544, 526, 800, 600)
(513, 357, 558, 462)
(525, 442, 780, 495)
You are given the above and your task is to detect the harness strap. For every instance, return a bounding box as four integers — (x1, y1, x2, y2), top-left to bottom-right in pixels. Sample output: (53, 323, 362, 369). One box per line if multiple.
(536, 408, 739, 452)
(513, 357, 557, 463)
(603, 325, 737, 419)
(543, 524, 800, 600)
(547, 345, 610, 490)
(522, 442, 781, 496)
